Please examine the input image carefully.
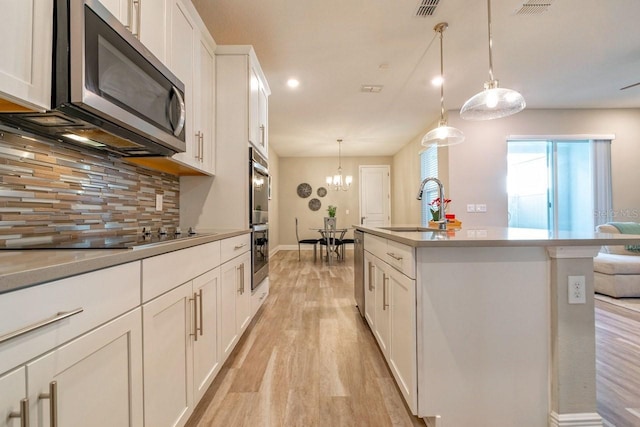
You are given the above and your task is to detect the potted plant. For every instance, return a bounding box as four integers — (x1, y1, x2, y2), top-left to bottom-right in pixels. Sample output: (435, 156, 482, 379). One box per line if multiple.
(325, 205, 337, 229)
(429, 197, 451, 222)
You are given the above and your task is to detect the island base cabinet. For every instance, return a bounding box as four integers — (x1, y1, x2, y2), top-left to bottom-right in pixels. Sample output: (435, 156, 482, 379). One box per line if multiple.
(387, 268, 417, 413)
(26, 308, 143, 427)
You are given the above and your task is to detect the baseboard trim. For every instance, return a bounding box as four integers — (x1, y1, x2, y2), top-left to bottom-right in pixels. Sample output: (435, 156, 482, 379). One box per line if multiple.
(549, 412, 603, 427)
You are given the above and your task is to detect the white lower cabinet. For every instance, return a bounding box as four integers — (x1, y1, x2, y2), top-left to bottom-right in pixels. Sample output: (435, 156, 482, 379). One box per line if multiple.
(142, 266, 220, 427)
(220, 251, 251, 361)
(0, 367, 26, 427)
(27, 308, 143, 427)
(364, 235, 417, 414)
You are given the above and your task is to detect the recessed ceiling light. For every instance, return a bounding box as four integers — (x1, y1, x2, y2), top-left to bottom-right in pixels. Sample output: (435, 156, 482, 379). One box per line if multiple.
(287, 78, 300, 88)
(431, 75, 444, 86)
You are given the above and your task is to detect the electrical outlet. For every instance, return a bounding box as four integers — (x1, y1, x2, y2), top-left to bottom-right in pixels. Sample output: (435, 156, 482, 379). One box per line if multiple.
(476, 204, 487, 213)
(155, 194, 163, 211)
(568, 275, 586, 304)
(467, 204, 476, 213)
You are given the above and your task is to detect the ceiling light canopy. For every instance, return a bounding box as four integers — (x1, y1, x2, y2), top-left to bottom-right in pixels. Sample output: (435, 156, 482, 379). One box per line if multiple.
(287, 78, 300, 88)
(326, 139, 352, 191)
(422, 22, 465, 148)
(460, 0, 526, 121)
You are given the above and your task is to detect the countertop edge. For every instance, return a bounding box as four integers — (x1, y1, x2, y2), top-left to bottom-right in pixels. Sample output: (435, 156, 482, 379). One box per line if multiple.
(354, 225, 640, 248)
(0, 229, 249, 295)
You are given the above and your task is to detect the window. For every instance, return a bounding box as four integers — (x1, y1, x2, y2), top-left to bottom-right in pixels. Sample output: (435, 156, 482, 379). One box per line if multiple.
(507, 138, 612, 233)
(420, 145, 438, 226)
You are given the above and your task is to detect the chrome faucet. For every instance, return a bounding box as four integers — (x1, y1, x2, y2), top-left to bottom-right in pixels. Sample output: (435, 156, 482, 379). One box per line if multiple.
(416, 177, 447, 230)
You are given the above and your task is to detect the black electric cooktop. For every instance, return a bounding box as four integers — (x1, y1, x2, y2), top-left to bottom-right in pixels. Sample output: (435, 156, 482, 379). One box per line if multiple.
(0, 229, 212, 250)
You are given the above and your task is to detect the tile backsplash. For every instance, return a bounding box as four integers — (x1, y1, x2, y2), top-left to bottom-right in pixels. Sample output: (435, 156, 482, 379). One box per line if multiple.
(0, 128, 180, 246)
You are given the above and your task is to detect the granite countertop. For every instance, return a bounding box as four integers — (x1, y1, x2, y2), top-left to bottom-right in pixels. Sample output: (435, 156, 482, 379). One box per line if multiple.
(355, 224, 640, 248)
(0, 229, 249, 295)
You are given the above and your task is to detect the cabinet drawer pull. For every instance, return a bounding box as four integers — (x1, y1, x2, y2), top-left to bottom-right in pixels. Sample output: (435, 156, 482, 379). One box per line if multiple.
(39, 381, 58, 427)
(8, 398, 29, 427)
(234, 243, 247, 250)
(368, 262, 374, 291)
(0, 308, 83, 345)
(386, 252, 403, 261)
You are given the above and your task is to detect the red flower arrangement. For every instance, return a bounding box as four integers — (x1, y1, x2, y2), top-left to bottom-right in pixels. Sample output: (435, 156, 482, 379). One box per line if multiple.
(429, 197, 451, 210)
(429, 197, 451, 221)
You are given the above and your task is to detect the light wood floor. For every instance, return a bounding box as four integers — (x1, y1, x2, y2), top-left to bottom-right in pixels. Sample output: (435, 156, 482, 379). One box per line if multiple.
(186, 250, 424, 427)
(595, 297, 640, 427)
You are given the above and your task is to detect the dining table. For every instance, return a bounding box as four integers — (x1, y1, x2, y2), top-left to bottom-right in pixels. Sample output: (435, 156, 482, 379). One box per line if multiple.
(310, 227, 349, 265)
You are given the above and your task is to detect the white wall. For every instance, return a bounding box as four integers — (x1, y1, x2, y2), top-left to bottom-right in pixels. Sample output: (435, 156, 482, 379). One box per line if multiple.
(392, 108, 640, 227)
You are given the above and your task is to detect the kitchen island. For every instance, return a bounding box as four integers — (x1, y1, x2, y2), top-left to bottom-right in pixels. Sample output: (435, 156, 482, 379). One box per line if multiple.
(355, 225, 640, 427)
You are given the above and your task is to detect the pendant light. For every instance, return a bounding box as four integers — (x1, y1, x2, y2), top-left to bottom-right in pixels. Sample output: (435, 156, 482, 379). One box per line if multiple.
(326, 139, 352, 191)
(460, 0, 525, 120)
(422, 22, 464, 147)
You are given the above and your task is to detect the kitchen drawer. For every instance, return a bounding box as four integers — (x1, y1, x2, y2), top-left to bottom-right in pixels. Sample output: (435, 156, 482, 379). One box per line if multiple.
(221, 234, 251, 264)
(386, 240, 416, 279)
(142, 241, 221, 302)
(364, 234, 388, 261)
(0, 261, 140, 375)
(251, 277, 269, 317)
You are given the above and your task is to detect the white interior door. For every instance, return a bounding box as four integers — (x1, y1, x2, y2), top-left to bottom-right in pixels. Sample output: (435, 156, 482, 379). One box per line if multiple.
(359, 165, 390, 226)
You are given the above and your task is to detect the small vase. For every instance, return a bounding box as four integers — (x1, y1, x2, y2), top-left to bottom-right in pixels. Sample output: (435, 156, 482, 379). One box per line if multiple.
(431, 210, 440, 222)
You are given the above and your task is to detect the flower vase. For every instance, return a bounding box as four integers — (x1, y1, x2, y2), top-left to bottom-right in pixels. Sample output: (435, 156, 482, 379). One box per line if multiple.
(431, 210, 440, 222)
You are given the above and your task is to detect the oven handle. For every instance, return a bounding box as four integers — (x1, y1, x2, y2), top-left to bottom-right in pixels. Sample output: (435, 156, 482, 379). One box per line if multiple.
(253, 161, 268, 176)
(252, 224, 268, 232)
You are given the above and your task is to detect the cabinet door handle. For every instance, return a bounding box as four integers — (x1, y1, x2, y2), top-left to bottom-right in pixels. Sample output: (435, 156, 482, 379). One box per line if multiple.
(387, 252, 403, 261)
(39, 381, 58, 427)
(133, 0, 141, 39)
(260, 124, 265, 147)
(382, 274, 389, 310)
(8, 398, 29, 427)
(240, 263, 245, 294)
(0, 308, 83, 345)
(368, 262, 374, 291)
(198, 289, 203, 336)
(199, 132, 204, 161)
(190, 292, 198, 341)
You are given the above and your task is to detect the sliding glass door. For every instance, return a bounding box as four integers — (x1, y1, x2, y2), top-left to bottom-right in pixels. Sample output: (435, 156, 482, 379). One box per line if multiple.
(507, 139, 611, 233)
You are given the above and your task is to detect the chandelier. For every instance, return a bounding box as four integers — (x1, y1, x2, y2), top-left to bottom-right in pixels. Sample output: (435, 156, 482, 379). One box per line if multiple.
(326, 139, 352, 191)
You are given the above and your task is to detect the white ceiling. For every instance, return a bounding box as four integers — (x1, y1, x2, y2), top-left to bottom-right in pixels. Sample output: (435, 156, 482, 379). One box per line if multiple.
(192, 0, 640, 158)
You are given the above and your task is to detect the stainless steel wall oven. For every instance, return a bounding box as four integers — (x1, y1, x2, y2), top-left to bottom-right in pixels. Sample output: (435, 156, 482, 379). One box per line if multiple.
(250, 148, 269, 289)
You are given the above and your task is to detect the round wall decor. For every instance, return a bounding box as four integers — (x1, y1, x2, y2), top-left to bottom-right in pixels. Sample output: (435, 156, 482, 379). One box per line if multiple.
(308, 198, 321, 211)
(317, 187, 327, 197)
(297, 183, 312, 198)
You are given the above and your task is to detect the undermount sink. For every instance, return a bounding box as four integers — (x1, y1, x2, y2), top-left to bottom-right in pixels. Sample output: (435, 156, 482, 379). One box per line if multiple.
(378, 226, 443, 232)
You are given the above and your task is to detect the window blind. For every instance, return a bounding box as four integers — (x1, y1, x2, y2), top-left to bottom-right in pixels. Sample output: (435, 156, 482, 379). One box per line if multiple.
(420, 146, 438, 226)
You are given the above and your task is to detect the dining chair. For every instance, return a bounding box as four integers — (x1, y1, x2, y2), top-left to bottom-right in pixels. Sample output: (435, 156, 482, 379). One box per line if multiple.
(340, 234, 355, 260)
(295, 217, 318, 261)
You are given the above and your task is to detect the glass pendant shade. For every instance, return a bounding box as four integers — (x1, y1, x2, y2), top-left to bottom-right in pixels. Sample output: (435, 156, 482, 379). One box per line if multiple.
(460, 82, 525, 120)
(460, 0, 526, 121)
(421, 22, 464, 148)
(422, 121, 465, 147)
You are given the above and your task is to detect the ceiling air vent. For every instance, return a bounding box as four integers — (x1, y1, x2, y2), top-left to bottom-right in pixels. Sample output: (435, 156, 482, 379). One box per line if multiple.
(515, 0, 554, 15)
(415, 0, 440, 17)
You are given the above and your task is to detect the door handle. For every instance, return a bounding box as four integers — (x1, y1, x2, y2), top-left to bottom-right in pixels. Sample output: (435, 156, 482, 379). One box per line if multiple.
(190, 292, 198, 341)
(361, 216, 366, 224)
(382, 273, 389, 310)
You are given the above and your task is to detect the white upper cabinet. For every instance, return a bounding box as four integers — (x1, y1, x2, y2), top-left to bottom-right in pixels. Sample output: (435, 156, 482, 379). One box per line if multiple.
(0, 1, 52, 112)
(216, 45, 270, 161)
(168, 0, 216, 175)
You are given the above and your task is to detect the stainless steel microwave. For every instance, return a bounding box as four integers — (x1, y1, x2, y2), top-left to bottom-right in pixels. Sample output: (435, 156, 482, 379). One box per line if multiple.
(0, 0, 186, 157)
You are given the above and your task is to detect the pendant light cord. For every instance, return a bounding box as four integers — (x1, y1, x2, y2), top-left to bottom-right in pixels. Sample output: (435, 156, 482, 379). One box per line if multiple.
(438, 27, 445, 123)
(487, 0, 495, 82)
